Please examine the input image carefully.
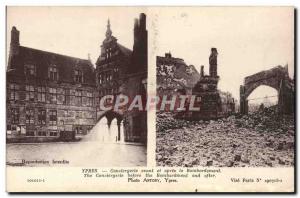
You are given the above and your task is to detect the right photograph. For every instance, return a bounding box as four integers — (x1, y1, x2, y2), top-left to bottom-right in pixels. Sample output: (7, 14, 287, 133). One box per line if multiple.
(155, 7, 295, 167)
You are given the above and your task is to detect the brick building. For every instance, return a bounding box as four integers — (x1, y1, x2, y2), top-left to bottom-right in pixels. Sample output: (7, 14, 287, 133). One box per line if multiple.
(95, 19, 132, 99)
(7, 13, 148, 144)
(6, 26, 96, 142)
(122, 13, 148, 143)
(95, 13, 148, 144)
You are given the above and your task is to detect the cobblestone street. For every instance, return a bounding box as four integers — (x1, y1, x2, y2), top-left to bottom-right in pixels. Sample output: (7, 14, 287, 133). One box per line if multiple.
(7, 141, 146, 167)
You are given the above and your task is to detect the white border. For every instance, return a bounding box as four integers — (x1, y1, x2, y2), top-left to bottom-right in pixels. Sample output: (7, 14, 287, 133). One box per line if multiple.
(1, 0, 299, 197)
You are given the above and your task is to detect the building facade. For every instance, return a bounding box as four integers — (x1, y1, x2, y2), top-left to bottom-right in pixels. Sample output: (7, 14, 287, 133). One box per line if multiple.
(95, 20, 132, 100)
(7, 27, 96, 143)
(122, 13, 148, 144)
(95, 13, 148, 144)
(7, 13, 148, 144)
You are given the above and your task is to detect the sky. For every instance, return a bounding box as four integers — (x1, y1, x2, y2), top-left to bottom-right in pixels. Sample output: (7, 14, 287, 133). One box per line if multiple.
(6, 7, 147, 64)
(151, 7, 294, 101)
(7, 7, 294, 102)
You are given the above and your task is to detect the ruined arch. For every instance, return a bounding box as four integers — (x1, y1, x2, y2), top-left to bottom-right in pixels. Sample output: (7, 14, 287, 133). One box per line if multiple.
(240, 65, 294, 114)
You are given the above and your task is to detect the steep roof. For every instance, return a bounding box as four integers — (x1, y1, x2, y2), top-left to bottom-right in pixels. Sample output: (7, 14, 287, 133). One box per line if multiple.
(8, 45, 95, 86)
(117, 43, 132, 57)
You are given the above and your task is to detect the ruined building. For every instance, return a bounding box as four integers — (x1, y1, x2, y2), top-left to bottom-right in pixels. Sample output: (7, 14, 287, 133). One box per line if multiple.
(240, 65, 294, 115)
(156, 52, 200, 97)
(191, 48, 235, 120)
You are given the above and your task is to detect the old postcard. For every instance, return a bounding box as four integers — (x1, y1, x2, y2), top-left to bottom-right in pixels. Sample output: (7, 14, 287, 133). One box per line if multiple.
(6, 6, 295, 192)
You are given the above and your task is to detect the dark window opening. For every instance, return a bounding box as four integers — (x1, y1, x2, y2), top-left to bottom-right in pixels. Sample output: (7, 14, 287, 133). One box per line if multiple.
(74, 70, 83, 83)
(49, 66, 58, 81)
(25, 85, 35, 102)
(25, 108, 35, 124)
(25, 64, 36, 76)
(38, 109, 46, 125)
(49, 110, 57, 125)
(37, 86, 46, 102)
(9, 83, 19, 101)
(49, 88, 57, 104)
(37, 131, 47, 136)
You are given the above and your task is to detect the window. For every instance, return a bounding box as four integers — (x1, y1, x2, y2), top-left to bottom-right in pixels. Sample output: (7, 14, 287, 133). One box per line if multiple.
(98, 74, 102, 84)
(11, 108, 19, 124)
(37, 131, 47, 136)
(196, 97, 202, 102)
(57, 88, 65, 105)
(75, 111, 82, 119)
(105, 48, 112, 59)
(106, 73, 110, 82)
(75, 126, 83, 134)
(49, 110, 57, 125)
(37, 86, 46, 102)
(49, 131, 58, 136)
(25, 108, 35, 124)
(49, 65, 58, 81)
(87, 91, 93, 107)
(9, 83, 19, 101)
(26, 131, 35, 136)
(24, 64, 36, 76)
(11, 125, 17, 131)
(74, 70, 83, 83)
(65, 89, 71, 105)
(75, 90, 82, 106)
(25, 85, 35, 102)
(38, 109, 46, 125)
(49, 88, 57, 104)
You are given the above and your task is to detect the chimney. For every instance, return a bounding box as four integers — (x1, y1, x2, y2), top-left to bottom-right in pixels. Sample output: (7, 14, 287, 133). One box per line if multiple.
(139, 13, 146, 30)
(165, 52, 172, 58)
(10, 26, 20, 55)
(200, 65, 204, 77)
(7, 26, 20, 70)
(131, 13, 147, 74)
(209, 48, 218, 77)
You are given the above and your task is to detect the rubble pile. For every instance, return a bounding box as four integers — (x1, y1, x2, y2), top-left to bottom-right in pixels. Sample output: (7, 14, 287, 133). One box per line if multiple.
(156, 112, 198, 133)
(234, 106, 294, 133)
(156, 106, 294, 167)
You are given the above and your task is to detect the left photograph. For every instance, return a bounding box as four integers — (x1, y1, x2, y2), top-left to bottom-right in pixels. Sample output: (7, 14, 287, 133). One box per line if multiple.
(6, 7, 147, 167)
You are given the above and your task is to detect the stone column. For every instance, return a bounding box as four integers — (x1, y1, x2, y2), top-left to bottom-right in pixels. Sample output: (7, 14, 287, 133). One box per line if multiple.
(117, 123, 121, 141)
(107, 117, 112, 142)
(240, 85, 246, 114)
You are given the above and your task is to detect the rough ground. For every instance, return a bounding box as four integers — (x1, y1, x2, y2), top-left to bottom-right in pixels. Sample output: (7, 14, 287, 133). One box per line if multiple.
(156, 106, 294, 167)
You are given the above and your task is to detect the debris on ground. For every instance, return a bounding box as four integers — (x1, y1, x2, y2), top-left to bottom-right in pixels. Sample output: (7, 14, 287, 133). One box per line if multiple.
(156, 106, 294, 167)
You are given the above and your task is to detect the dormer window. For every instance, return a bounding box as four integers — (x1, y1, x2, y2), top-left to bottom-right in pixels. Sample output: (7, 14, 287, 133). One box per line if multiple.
(74, 70, 83, 83)
(49, 65, 58, 81)
(24, 64, 36, 76)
